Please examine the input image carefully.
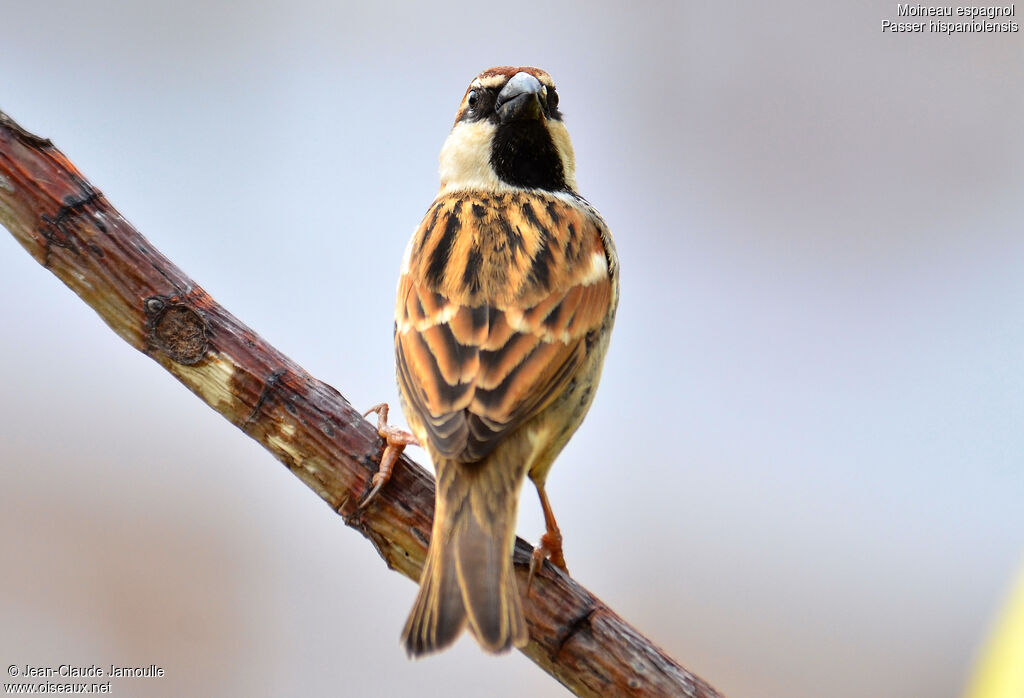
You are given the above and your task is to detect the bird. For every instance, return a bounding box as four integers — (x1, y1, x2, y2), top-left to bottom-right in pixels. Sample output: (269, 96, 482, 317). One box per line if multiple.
(365, 65, 619, 657)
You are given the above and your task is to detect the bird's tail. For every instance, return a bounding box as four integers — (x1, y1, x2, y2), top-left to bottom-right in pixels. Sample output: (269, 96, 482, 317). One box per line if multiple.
(402, 460, 528, 656)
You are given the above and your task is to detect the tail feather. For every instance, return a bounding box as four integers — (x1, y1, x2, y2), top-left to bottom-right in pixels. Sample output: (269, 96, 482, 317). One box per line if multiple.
(403, 532, 466, 655)
(402, 463, 528, 656)
(454, 512, 527, 651)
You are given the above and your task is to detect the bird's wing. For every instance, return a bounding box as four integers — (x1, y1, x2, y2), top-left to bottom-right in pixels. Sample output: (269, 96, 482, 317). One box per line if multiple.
(395, 192, 615, 463)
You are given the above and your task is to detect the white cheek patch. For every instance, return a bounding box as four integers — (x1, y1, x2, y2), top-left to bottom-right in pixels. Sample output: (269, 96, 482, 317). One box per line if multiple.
(546, 121, 577, 192)
(439, 121, 501, 192)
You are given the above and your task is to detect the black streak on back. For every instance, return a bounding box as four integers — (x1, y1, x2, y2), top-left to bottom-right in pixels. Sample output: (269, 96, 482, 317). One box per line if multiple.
(426, 202, 463, 287)
(463, 248, 483, 294)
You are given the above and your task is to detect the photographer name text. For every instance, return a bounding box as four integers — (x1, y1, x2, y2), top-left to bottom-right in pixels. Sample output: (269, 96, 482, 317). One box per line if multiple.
(16, 664, 164, 679)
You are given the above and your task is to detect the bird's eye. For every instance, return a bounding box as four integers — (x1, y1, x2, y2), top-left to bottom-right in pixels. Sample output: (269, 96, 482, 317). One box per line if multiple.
(547, 88, 559, 110)
(467, 90, 479, 109)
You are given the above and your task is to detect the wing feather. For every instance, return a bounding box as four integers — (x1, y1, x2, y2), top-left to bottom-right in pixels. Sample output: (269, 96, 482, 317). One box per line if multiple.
(396, 191, 615, 463)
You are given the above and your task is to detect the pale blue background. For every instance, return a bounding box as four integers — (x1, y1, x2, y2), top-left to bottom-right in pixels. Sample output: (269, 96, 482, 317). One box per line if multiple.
(2, 2, 1022, 696)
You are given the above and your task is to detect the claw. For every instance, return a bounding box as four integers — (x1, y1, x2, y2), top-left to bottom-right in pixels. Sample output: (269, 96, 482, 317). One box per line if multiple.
(527, 529, 568, 593)
(359, 403, 419, 508)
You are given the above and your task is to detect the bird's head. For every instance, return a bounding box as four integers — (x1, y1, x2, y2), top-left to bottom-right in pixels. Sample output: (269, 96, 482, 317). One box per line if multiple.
(438, 66, 577, 194)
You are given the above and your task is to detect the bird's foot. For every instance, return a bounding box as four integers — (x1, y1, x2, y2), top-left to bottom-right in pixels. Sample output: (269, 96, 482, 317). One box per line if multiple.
(527, 527, 568, 593)
(360, 403, 419, 508)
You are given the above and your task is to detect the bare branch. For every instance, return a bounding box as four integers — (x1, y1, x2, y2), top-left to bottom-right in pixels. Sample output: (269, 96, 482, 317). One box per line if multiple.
(0, 109, 723, 698)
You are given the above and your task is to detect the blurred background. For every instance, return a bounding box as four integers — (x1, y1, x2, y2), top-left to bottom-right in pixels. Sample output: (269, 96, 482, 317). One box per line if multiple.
(2, 2, 1022, 696)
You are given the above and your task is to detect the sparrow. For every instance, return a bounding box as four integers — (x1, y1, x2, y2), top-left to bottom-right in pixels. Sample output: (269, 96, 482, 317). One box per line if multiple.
(366, 66, 618, 656)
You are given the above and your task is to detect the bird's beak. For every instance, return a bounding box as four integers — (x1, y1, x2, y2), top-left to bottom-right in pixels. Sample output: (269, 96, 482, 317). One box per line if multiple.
(495, 72, 545, 124)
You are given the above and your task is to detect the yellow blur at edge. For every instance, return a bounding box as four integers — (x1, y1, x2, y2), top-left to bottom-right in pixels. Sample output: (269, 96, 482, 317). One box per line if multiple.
(965, 563, 1024, 698)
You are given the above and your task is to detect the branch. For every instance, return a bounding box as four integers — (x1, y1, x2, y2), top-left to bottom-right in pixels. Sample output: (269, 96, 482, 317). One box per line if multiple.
(0, 109, 722, 698)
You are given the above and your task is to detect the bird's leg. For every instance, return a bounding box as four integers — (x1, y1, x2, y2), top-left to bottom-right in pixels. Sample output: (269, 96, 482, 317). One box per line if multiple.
(360, 403, 419, 508)
(527, 481, 567, 591)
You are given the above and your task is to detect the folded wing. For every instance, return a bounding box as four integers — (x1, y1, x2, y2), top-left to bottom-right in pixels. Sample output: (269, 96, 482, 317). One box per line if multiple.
(396, 193, 614, 463)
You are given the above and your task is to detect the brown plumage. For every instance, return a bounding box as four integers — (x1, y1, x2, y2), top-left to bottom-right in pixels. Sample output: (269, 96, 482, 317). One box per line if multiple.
(374, 66, 618, 656)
